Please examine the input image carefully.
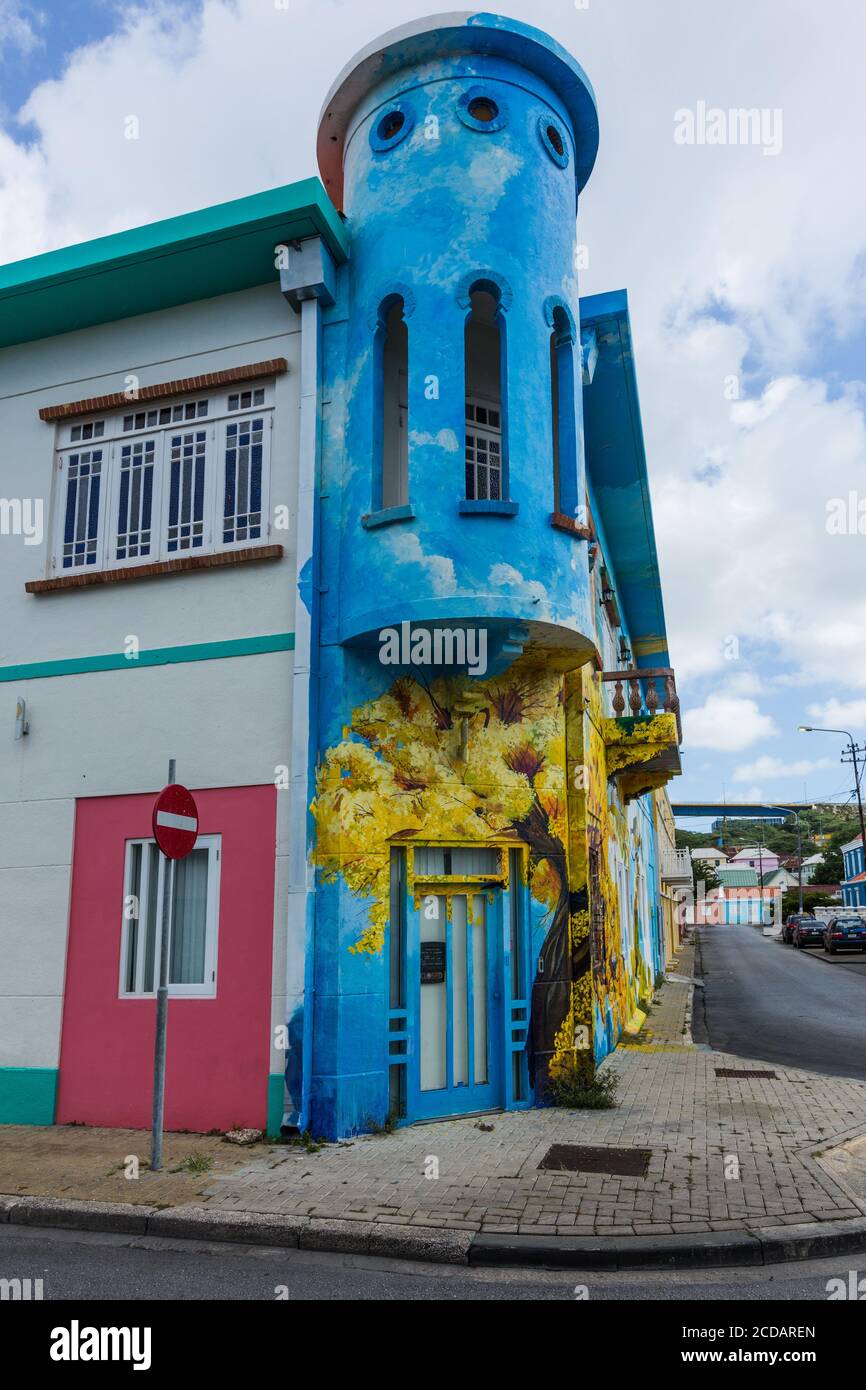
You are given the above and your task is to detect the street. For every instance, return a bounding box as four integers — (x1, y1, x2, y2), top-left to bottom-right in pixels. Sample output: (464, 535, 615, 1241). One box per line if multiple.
(0, 1224, 856, 1301)
(695, 923, 866, 1080)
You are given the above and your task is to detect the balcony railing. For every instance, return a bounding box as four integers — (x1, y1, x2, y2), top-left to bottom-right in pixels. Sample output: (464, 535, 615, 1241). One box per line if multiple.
(660, 848, 693, 883)
(600, 667, 682, 744)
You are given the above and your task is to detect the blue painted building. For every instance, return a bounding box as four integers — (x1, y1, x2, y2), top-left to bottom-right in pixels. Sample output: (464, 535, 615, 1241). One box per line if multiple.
(841, 836, 866, 906)
(0, 12, 681, 1138)
(293, 14, 682, 1137)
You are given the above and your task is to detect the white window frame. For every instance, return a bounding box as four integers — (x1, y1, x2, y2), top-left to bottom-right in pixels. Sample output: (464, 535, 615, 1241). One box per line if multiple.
(105, 431, 165, 570)
(119, 834, 221, 1000)
(51, 383, 274, 577)
(216, 411, 273, 553)
(465, 395, 503, 502)
(53, 440, 110, 574)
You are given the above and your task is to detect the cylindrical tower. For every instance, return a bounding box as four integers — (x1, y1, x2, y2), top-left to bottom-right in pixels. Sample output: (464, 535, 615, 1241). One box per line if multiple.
(318, 12, 599, 662)
(308, 15, 605, 1139)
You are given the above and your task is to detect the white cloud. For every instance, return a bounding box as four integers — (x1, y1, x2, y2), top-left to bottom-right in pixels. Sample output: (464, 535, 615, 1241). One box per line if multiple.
(732, 755, 833, 783)
(488, 562, 547, 609)
(1, 0, 865, 717)
(682, 694, 778, 752)
(0, 1, 40, 57)
(805, 699, 866, 732)
(740, 785, 765, 803)
(721, 671, 767, 697)
(385, 531, 457, 597)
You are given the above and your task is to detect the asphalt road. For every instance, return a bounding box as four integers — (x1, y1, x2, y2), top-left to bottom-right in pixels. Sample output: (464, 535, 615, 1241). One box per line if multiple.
(695, 923, 866, 1080)
(0, 1224, 857, 1301)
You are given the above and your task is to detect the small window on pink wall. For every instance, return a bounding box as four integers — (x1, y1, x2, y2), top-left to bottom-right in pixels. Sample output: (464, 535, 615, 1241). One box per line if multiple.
(120, 835, 221, 998)
(57, 784, 276, 1133)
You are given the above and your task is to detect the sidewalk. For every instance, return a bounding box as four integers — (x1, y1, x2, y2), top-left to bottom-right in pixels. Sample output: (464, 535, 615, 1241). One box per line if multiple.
(197, 937, 866, 1237)
(3, 932, 866, 1267)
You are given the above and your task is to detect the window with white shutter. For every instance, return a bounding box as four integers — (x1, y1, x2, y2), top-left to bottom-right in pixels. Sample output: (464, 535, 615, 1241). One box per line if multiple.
(50, 382, 275, 575)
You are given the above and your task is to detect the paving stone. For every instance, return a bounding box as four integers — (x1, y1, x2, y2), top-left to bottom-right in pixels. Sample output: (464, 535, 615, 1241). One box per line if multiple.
(6, 936, 865, 1246)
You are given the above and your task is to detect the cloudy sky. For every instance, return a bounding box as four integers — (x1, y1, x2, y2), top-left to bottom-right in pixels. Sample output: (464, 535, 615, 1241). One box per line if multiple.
(2, 0, 865, 822)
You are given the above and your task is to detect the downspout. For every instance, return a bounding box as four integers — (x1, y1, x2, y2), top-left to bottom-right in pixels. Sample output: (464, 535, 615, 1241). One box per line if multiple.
(280, 239, 335, 1132)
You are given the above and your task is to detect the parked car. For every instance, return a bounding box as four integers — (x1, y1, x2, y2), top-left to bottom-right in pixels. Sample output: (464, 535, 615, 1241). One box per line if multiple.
(783, 913, 815, 944)
(792, 917, 825, 949)
(823, 916, 866, 954)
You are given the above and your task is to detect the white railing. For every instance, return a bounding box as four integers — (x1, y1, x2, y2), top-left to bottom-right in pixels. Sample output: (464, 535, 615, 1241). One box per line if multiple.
(661, 849, 693, 882)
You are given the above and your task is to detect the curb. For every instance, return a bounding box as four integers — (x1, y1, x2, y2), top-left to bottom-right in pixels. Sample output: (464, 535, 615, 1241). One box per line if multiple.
(4, 1195, 866, 1271)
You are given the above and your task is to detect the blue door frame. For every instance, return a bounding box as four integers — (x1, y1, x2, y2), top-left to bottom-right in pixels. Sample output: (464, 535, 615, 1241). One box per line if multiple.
(385, 850, 533, 1125)
(405, 888, 504, 1120)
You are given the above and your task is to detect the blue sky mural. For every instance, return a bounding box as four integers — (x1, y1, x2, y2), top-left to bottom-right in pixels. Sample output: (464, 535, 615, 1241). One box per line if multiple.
(2, 0, 864, 822)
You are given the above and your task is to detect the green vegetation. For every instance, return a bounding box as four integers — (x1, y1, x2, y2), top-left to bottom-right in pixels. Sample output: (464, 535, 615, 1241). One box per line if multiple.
(171, 1152, 213, 1176)
(547, 1061, 620, 1110)
(781, 889, 839, 916)
(676, 804, 860, 862)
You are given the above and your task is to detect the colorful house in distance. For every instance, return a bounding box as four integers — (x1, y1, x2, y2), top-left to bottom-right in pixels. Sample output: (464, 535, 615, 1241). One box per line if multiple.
(726, 845, 781, 875)
(653, 791, 690, 961)
(841, 836, 866, 907)
(0, 13, 681, 1139)
(694, 869, 781, 925)
(799, 853, 824, 884)
(690, 847, 727, 866)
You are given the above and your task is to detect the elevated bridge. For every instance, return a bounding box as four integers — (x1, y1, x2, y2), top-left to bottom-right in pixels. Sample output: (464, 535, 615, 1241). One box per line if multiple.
(671, 802, 809, 820)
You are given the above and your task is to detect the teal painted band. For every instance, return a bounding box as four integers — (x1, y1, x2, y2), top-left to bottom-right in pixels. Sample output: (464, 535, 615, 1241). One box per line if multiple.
(0, 1067, 58, 1125)
(0, 632, 295, 684)
(267, 1074, 285, 1137)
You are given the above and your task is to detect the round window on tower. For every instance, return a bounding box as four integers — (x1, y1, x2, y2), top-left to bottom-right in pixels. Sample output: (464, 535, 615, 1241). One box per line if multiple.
(370, 101, 416, 153)
(539, 114, 570, 168)
(458, 87, 509, 133)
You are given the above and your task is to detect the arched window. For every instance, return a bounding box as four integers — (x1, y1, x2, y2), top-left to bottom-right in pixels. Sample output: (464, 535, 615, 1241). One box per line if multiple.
(550, 305, 578, 518)
(464, 285, 507, 502)
(373, 295, 409, 510)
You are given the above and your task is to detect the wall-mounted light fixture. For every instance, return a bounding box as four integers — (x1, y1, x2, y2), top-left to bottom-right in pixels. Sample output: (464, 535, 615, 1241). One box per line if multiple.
(14, 698, 29, 740)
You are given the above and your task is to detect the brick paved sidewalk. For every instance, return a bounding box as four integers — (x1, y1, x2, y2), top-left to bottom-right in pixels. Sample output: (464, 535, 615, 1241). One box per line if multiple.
(198, 934, 866, 1236)
(3, 932, 866, 1239)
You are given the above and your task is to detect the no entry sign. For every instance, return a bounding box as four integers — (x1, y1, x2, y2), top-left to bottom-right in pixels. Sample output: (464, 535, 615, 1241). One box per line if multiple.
(152, 783, 199, 860)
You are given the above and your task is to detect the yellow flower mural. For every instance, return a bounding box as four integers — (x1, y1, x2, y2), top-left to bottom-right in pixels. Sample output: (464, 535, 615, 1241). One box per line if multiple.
(312, 659, 673, 1092)
(312, 668, 578, 1084)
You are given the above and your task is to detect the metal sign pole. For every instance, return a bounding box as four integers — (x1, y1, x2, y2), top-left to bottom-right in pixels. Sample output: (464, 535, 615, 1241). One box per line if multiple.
(151, 758, 176, 1172)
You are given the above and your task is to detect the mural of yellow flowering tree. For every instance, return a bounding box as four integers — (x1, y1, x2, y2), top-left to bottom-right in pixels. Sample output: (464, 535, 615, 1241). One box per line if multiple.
(311, 669, 576, 1083)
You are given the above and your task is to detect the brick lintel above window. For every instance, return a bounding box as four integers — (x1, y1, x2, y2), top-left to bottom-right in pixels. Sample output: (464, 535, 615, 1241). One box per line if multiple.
(26, 543, 283, 594)
(38, 359, 288, 422)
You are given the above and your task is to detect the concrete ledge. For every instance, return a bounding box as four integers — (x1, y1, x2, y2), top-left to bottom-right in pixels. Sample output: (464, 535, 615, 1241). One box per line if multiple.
(470, 1228, 764, 1270)
(8, 1196, 154, 1235)
(4, 1194, 866, 1271)
(147, 1205, 305, 1248)
(369, 1224, 473, 1264)
(300, 1218, 472, 1264)
(749, 1217, 866, 1264)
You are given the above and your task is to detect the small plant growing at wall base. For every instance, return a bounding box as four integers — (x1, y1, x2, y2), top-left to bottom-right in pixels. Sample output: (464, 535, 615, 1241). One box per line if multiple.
(171, 1152, 213, 1176)
(547, 1059, 620, 1110)
(364, 1109, 401, 1136)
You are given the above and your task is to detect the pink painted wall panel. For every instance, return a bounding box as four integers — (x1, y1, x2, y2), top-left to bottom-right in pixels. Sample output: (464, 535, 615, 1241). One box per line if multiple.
(57, 785, 277, 1132)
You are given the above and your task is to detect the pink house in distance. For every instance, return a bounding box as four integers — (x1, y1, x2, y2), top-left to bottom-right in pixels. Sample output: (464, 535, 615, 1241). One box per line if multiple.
(726, 846, 781, 874)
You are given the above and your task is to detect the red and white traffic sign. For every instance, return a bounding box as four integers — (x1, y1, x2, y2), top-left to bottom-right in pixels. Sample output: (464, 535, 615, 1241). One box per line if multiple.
(152, 783, 199, 860)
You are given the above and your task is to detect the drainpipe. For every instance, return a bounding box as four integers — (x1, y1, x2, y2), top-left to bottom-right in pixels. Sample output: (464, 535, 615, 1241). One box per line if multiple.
(280, 238, 336, 1132)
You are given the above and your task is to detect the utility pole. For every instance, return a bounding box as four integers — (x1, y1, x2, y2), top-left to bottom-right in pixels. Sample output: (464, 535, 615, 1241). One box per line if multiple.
(800, 727, 866, 906)
(841, 742, 866, 859)
(757, 833, 765, 926)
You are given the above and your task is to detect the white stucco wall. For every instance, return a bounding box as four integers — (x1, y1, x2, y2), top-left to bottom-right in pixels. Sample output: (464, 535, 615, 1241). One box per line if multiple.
(0, 283, 303, 1076)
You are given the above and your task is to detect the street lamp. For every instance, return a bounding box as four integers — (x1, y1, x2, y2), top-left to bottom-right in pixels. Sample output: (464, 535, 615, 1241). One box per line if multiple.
(763, 802, 806, 915)
(799, 726, 866, 902)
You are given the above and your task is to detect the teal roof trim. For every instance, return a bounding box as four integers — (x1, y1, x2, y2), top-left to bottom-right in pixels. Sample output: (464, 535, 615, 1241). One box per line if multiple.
(580, 288, 670, 669)
(0, 178, 349, 349)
